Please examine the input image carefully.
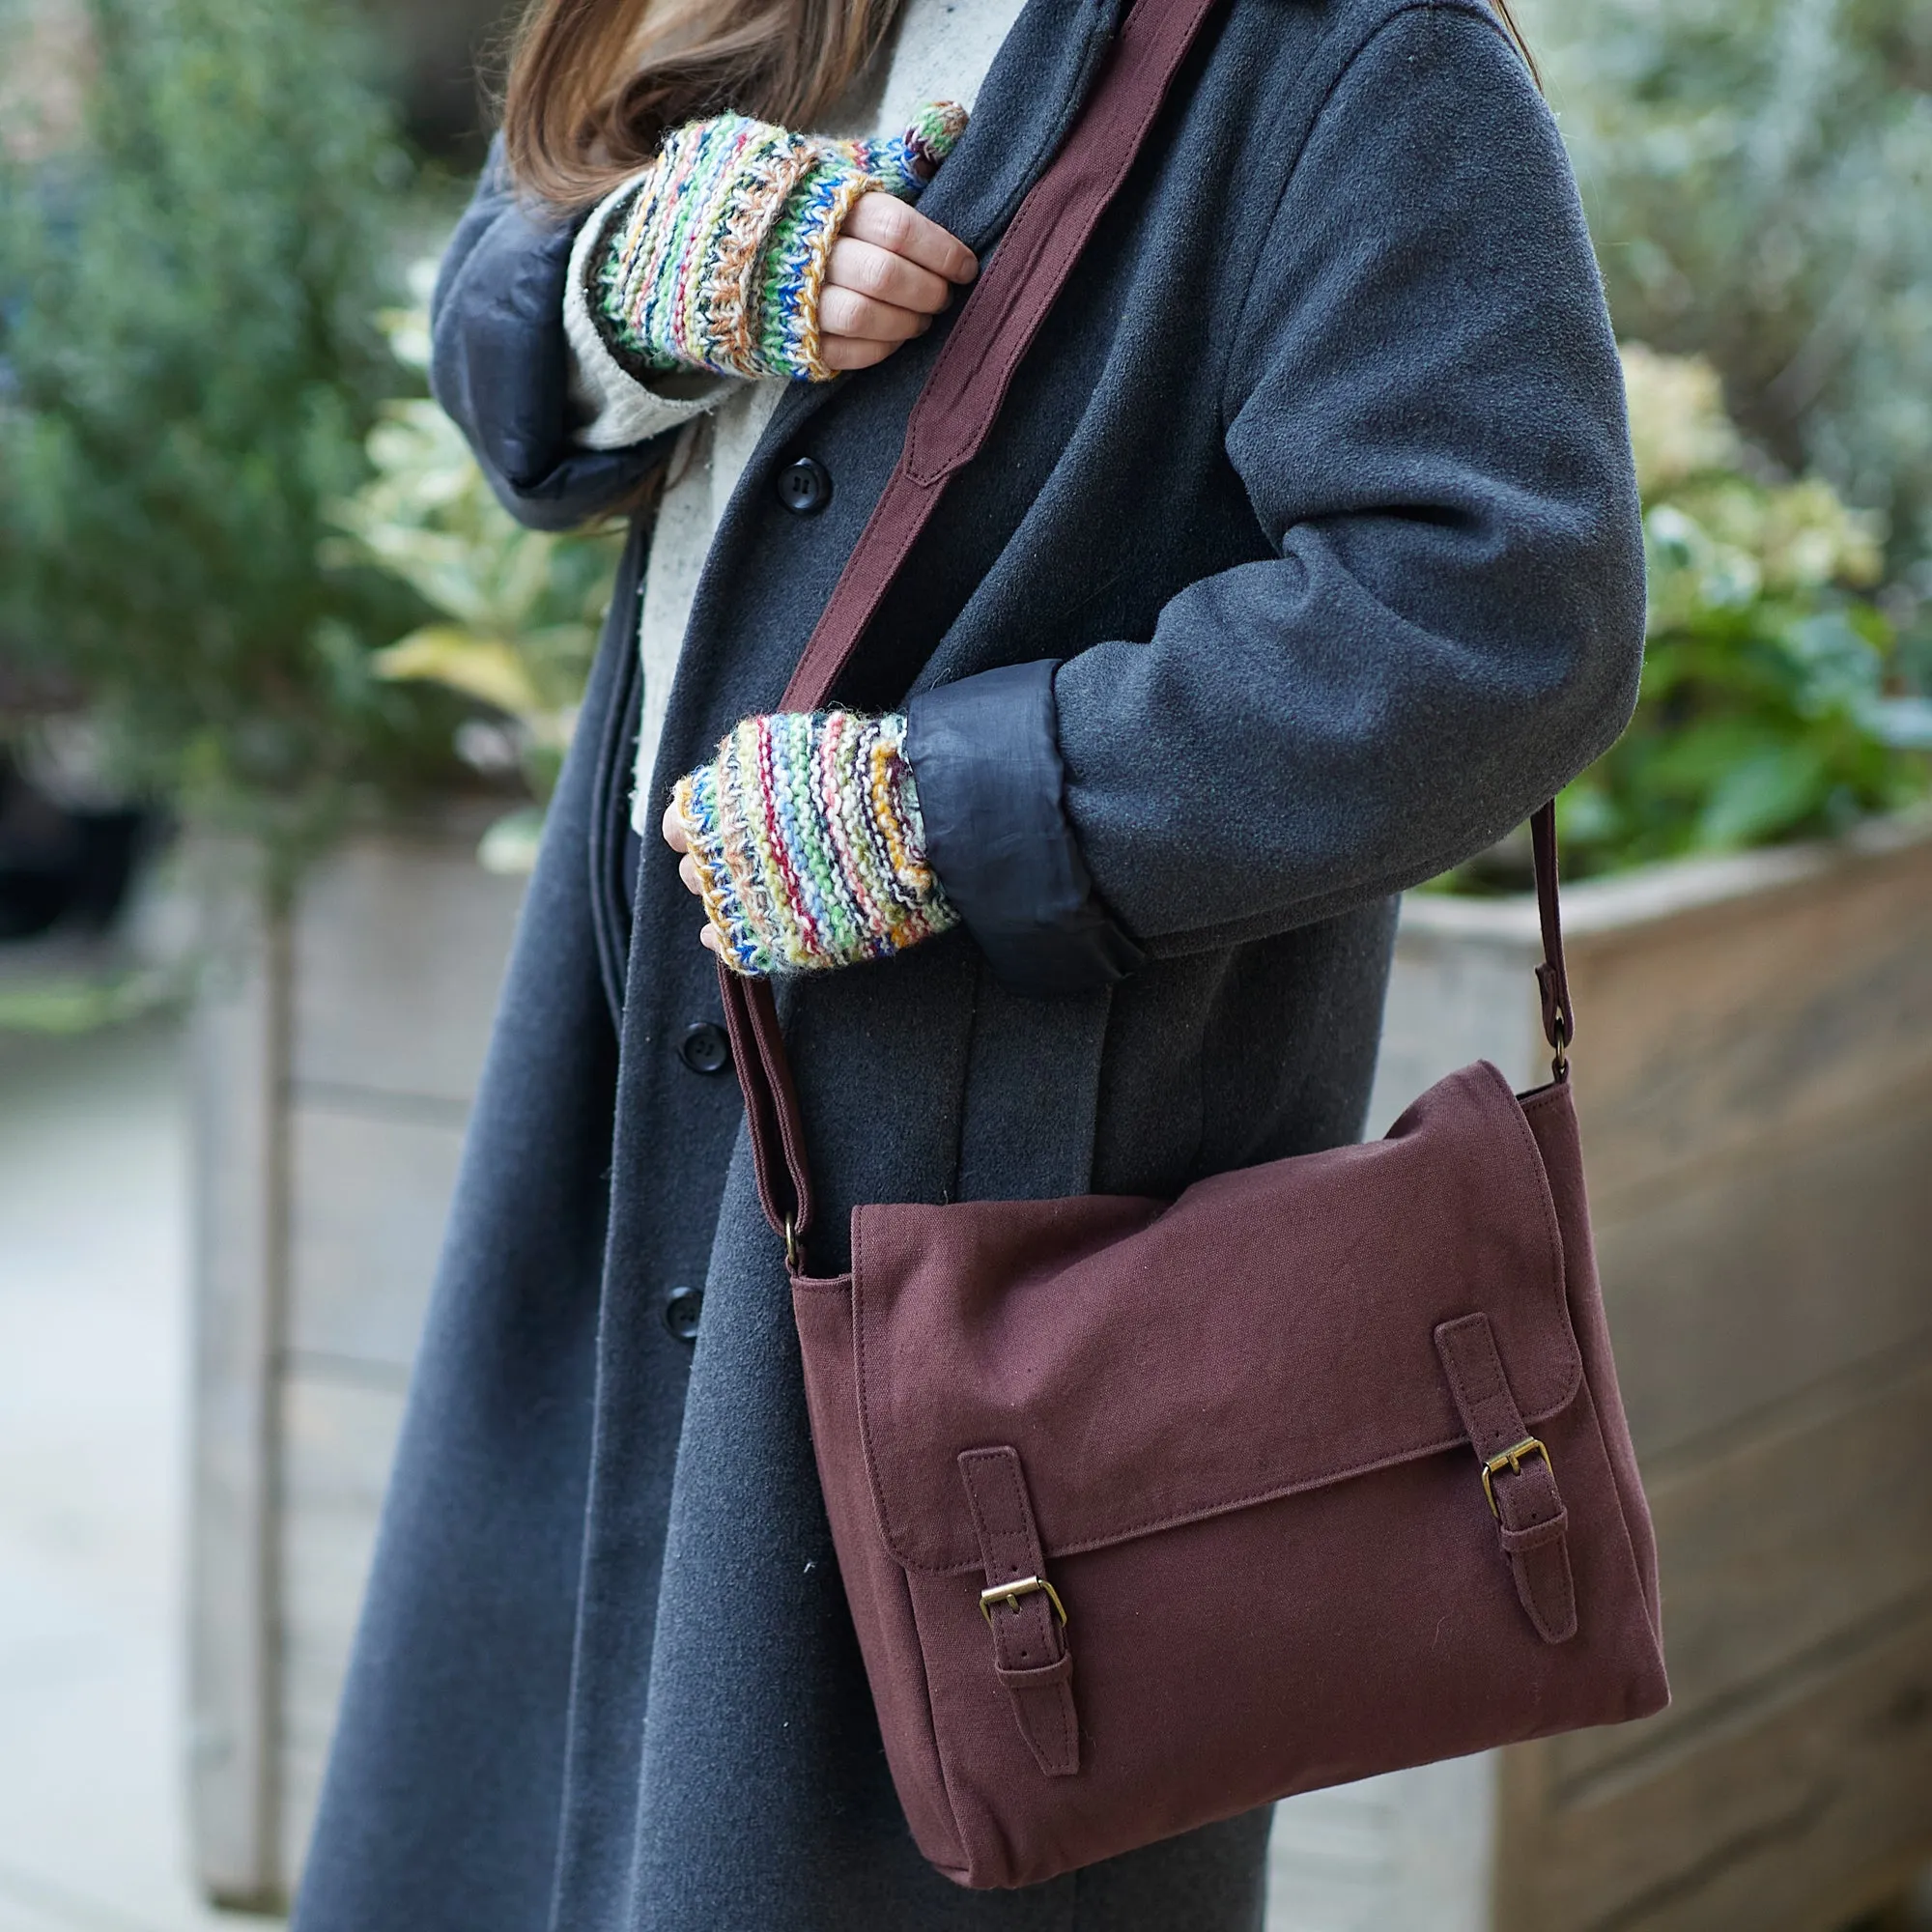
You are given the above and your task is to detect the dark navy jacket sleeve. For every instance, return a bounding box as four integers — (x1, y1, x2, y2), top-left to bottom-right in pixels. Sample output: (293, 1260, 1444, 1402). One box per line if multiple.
(905, 662, 1144, 990)
(431, 138, 673, 532)
(911, 5, 1644, 983)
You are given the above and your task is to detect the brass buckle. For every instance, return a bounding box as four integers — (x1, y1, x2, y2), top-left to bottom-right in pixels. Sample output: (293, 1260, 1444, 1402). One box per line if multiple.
(979, 1575, 1068, 1628)
(1481, 1436, 1550, 1518)
(782, 1216, 802, 1274)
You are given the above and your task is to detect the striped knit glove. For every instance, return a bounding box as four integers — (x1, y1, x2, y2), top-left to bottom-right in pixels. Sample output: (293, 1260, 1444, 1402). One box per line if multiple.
(590, 101, 968, 385)
(671, 713, 958, 977)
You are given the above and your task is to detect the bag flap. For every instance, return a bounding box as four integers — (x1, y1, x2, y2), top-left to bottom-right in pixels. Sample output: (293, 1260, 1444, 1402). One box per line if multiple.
(849, 1060, 1581, 1575)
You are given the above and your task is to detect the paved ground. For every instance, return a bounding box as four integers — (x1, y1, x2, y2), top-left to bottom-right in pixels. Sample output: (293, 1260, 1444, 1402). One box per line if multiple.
(0, 1016, 278, 1932)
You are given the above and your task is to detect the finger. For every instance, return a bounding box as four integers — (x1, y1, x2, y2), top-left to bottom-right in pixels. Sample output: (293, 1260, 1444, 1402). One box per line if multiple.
(661, 800, 688, 853)
(699, 923, 721, 955)
(841, 193, 979, 285)
(826, 236, 953, 318)
(819, 333, 899, 373)
(678, 854, 703, 896)
(819, 285, 929, 345)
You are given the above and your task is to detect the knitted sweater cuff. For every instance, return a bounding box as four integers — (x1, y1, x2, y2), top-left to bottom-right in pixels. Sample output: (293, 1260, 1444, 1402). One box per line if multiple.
(589, 102, 966, 385)
(672, 713, 958, 977)
(564, 175, 738, 451)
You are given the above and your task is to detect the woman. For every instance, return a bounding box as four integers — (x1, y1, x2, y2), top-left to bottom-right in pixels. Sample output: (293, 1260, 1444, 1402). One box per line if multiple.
(295, 0, 1643, 1925)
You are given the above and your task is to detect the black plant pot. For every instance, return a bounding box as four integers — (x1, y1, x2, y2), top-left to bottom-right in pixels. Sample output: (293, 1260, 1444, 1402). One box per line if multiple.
(0, 753, 150, 942)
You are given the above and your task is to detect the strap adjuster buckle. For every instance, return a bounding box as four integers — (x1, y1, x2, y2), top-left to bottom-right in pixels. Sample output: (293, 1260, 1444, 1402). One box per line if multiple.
(979, 1575, 1068, 1627)
(1481, 1435, 1550, 1518)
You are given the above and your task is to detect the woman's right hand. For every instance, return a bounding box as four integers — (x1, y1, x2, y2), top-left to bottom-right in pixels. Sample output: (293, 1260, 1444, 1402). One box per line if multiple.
(818, 193, 978, 373)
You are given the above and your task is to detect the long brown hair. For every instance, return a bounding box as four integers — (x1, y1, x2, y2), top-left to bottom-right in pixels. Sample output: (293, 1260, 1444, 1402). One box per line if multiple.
(502, 0, 1540, 211)
(503, 0, 900, 208)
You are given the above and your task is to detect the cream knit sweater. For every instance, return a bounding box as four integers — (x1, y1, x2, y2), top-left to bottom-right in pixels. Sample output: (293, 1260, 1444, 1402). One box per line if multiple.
(560, 0, 1029, 832)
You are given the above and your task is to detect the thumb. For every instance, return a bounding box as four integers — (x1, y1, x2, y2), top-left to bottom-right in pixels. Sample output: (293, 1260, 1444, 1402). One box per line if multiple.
(896, 99, 969, 184)
(824, 100, 969, 201)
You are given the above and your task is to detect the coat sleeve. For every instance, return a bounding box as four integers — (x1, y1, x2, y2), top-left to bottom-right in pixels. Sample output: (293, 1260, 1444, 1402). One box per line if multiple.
(430, 137, 679, 532)
(907, 4, 1645, 988)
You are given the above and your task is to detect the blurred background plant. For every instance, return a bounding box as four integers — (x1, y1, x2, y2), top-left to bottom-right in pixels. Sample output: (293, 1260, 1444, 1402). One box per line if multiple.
(0, 0, 465, 883)
(1438, 343, 1932, 890)
(323, 276, 625, 874)
(1520, 0, 1932, 630)
(1553, 345, 1932, 875)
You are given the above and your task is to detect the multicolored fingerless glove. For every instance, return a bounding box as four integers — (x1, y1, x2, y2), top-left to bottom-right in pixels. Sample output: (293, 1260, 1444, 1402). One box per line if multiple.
(590, 101, 967, 385)
(671, 712, 958, 977)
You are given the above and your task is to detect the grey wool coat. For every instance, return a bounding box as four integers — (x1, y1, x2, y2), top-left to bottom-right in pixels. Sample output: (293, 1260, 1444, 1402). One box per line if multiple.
(292, 0, 1644, 1926)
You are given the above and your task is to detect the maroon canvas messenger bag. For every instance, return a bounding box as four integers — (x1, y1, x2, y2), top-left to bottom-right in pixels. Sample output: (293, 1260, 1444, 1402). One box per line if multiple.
(717, 0, 1669, 1889)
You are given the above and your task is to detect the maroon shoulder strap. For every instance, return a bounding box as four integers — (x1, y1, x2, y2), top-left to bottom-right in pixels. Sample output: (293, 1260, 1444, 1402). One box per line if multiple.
(777, 0, 1226, 719)
(719, 0, 1227, 1260)
(1531, 802, 1572, 1075)
(718, 0, 1574, 1264)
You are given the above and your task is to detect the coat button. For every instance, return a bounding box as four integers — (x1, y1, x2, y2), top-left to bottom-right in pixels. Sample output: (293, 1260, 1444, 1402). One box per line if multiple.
(678, 1020, 730, 1075)
(777, 456, 832, 516)
(664, 1287, 703, 1343)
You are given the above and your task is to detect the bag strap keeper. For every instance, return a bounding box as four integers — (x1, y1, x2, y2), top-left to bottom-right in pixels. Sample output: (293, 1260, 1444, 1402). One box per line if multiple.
(1434, 1314, 1578, 1645)
(958, 1446, 1081, 1776)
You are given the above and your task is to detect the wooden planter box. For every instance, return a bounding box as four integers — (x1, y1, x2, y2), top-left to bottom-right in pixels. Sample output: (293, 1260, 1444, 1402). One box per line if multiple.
(187, 814, 525, 1907)
(188, 814, 1932, 1923)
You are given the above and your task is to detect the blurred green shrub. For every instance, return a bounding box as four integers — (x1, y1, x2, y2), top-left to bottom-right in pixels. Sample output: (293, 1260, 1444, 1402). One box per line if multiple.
(325, 281, 625, 873)
(0, 0, 458, 868)
(1552, 346, 1931, 877)
(1525, 0, 1932, 591)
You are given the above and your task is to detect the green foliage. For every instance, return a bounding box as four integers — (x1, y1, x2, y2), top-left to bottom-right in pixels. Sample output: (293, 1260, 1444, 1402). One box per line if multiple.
(1553, 347, 1931, 877)
(325, 283, 625, 872)
(1523, 0, 1932, 582)
(0, 0, 457, 865)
